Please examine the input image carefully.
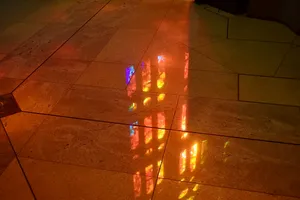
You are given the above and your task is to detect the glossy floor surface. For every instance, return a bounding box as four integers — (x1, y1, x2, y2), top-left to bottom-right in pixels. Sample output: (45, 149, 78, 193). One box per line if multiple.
(1, 0, 300, 199)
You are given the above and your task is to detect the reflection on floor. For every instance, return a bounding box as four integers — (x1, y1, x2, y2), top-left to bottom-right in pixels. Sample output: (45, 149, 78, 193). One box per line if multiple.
(0, 0, 300, 199)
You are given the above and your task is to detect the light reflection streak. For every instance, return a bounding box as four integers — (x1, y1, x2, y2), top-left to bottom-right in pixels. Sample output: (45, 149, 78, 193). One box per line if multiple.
(190, 143, 198, 172)
(179, 149, 187, 174)
(133, 171, 141, 198)
(142, 61, 151, 92)
(144, 116, 152, 144)
(157, 112, 166, 139)
(145, 165, 154, 194)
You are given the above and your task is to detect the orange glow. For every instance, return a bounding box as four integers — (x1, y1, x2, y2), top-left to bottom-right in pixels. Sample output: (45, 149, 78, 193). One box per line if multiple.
(129, 102, 137, 111)
(201, 140, 208, 164)
(192, 184, 199, 192)
(144, 116, 152, 144)
(178, 188, 188, 199)
(181, 104, 187, 131)
(179, 149, 187, 174)
(143, 97, 151, 106)
(190, 143, 198, 172)
(145, 165, 154, 194)
(158, 143, 165, 150)
(187, 196, 195, 200)
(157, 160, 164, 183)
(157, 93, 165, 102)
(142, 61, 151, 92)
(145, 148, 153, 155)
(130, 126, 139, 150)
(184, 52, 189, 79)
(224, 141, 230, 148)
(133, 172, 141, 198)
(181, 132, 188, 139)
(157, 55, 166, 89)
(157, 112, 166, 139)
(127, 74, 136, 97)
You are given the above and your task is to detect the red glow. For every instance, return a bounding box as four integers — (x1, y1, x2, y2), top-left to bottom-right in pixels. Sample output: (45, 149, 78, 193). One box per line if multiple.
(133, 172, 142, 198)
(145, 165, 154, 194)
(144, 116, 153, 144)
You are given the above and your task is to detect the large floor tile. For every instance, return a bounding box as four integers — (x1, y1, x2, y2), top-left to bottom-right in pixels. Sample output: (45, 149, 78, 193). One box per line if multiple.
(120, 4, 168, 30)
(87, 0, 138, 28)
(154, 179, 299, 200)
(0, 124, 15, 175)
(20, 158, 156, 200)
(95, 29, 155, 64)
(1, 112, 46, 153)
(197, 40, 290, 76)
(0, 159, 34, 200)
(21, 116, 168, 175)
(0, 77, 22, 95)
(76, 62, 133, 89)
(142, 35, 232, 72)
(229, 17, 295, 42)
(53, 24, 116, 61)
(160, 131, 300, 197)
(0, 55, 44, 79)
(11, 22, 80, 59)
(13, 80, 69, 113)
(131, 64, 237, 99)
(0, 22, 44, 54)
(51, 85, 177, 128)
(172, 96, 300, 144)
(276, 47, 300, 79)
(239, 75, 300, 106)
(30, 58, 88, 84)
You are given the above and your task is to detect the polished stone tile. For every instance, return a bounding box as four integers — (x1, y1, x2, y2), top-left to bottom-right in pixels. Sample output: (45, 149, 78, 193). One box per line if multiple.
(11, 22, 80, 59)
(0, 154, 15, 176)
(0, 77, 22, 95)
(120, 4, 168, 30)
(53, 24, 116, 61)
(154, 179, 300, 200)
(95, 29, 155, 64)
(131, 65, 237, 99)
(87, 0, 139, 28)
(160, 131, 300, 197)
(30, 58, 88, 84)
(21, 116, 168, 175)
(0, 159, 34, 200)
(0, 55, 44, 79)
(204, 5, 235, 18)
(51, 85, 177, 128)
(172, 96, 300, 144)
(13, 80, 69, 113)
(20, 158, 156, 200)
(276, 47, 300, 79)
(197, 40, 290, 76)
(76, 62, 133, 89)
(143, 36, 232, 72)
(239, 75, 300, 106)
(1, 112, 46, 153)
(229, 17, 295, 42)
(0, 22, 44, 54)
(0, 123, 13, 155)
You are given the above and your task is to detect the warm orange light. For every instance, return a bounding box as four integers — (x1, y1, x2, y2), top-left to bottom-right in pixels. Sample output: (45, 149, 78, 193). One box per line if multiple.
(127, 74, 136, 97)
(157, 161, 164, 183)
(157, 93, 165, 102)
(181, 132, 188, 139)
(200, 140, 208, 164)
(192, 184, 199, 192)
(181, 104, 187, 131)
(133, 172, 141, 198)
(130, 126, 139, 150)
(144, 116, 152, 144)
(129, 102, 137, 111)
(179, 149, 187, 174)
(157, 112, 166, 139)
(142, 61, 151, 92)
(145, 148, 153, 155)
(190, 143, 198, 172)
(184, 52, 189, 79)
(158, 143, 165, 150)
(178, 188, 188, 199)
(143, 97, 151, 106)
(145, 165, 154, 194)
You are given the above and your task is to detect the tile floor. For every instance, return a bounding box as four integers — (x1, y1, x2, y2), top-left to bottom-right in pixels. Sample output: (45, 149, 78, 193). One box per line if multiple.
(0, 0, 300, 199)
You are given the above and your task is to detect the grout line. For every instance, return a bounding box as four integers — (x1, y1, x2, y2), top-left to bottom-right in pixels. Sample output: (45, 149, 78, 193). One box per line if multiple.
(227, 37, 294, 45)
(151, 93, 180, 200)
(238, 99, 300, 109)
(11, 0, 113, 94)
(21, 107, 300, 144)
(0, 121, 37, 200)
(274, 44, 293, 77)
(160, 177, 300, 199)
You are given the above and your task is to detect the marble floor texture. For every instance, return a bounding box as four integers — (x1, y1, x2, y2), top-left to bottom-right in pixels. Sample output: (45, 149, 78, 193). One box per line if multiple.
(0, 0, 300, 199)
